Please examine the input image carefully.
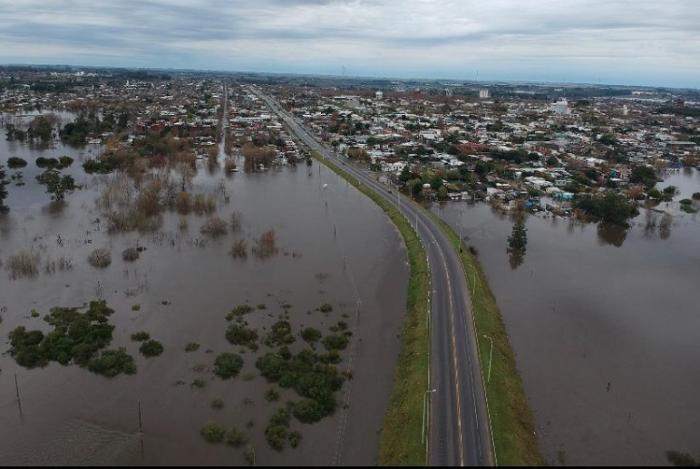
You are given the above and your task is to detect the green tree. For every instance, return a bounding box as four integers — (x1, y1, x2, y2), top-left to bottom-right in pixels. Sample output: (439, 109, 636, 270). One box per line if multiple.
(630, 165, 657, 189)
(36, 169, 75, 201)
(407, 178, 423, 198)
(0, 165, 9, 214)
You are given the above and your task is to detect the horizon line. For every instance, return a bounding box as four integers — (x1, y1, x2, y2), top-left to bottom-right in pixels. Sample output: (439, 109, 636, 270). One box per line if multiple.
(1, 62, 699, 93)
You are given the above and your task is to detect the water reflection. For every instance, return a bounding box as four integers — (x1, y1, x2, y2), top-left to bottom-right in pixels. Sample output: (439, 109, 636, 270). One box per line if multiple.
(596, 222, 627, 247)
(507, 206, 528, 269)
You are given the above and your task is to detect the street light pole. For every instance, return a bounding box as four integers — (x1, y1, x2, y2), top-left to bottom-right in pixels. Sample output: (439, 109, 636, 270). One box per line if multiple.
(483, 335, 494, 384)
(422, 388, 437, 444)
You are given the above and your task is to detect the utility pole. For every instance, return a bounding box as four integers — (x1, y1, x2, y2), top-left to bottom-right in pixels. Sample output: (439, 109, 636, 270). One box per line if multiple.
(483, 335, 494, 383)
(14, 373, 23, 418)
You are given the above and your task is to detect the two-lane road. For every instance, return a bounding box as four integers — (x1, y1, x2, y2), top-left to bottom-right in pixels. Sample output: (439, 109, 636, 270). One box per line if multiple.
(251, 86, 493, 466)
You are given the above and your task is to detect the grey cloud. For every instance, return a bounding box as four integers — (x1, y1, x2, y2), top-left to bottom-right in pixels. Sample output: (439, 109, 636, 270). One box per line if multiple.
(0, 0, 697, 87)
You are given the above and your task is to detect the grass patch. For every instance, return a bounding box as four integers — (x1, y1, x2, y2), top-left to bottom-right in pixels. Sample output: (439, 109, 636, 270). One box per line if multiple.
(7, 249, 40, 279)
(310, 153, 429, 465)
(428, 211, 544, 466)
(185, 342, 200, 352)
(201, 423, 227, 443)
(131, 331, 150, 342)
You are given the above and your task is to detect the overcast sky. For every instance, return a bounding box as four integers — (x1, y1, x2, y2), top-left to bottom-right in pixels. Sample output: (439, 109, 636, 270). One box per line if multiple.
(0, 0, 698, 88)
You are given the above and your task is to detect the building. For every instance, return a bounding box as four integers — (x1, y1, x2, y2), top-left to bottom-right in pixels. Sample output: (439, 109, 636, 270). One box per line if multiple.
(551, 99, 570, 115)
(479, 89, 490, 99)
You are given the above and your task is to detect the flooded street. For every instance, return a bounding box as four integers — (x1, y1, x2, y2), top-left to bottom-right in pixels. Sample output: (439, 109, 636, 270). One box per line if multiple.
(0, 120, 408, 465)
(435, 168, 700, 465)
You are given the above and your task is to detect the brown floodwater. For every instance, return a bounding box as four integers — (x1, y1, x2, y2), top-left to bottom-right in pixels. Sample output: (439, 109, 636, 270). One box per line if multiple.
(0, 119, 408, 465)
(434, 168, 700, 465)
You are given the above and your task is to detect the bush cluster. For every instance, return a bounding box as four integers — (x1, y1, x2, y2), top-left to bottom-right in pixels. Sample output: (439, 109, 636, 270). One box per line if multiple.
(214, 352, 244, 379)
(8, 300, 135, 377)
(256, 347, 343, 424)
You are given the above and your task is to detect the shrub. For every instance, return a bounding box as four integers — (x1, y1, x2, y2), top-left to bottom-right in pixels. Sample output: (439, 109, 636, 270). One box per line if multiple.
(36, 157, 59, 168)
(139, 339, 164, 357)
(264, 388, 280, 402)
(213, 352, 244, 379)
(292, 399, 326, 423)
(88, 248, 111, 268)
(131, 304, 141, 311)
(225, 427, 249, 448)
(264, 320, 295, 347)
(323, 334, 349, 351)
(191, 378, 207, 388)
(122, 247, 140, 262)
(210, 398, 224, 410)
(8, 326, 47, 368)
(83, 156, 122, 174)
(301, 327, 322, 343)
(318, 303, 333, 313)
(252, 229, 277, 259)
(88, 348, 137, 377)
(255, 348, 343, 423)
(200, 216, 228, 237)
(131, 331, 150, 342)
(200, 423, 227, 443)
(175, 191, 191, 214)
(264, 408, 291, 451)
(58, 156, 74, 168)
(185, 342, 200, 352)
(319, 350, 342, 364)
(7, 157, 27, 168)
(192, 193, 216, 215)
(7, 250, 40, 279)
(230, 239, 247, 258)
(226, 304, 255, 320)
(36, 169, 75, 201)
(226, 324, 258, 349)
(9, 300, 123, 373)
(288, 430, 302, 449)
(224, 158, 237, 172)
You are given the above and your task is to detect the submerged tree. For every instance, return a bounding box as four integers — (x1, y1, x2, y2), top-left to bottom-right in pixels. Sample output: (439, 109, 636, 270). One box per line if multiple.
(507, 205, 528, 269)
(0, 164, 8, 214)
(36, 169, 75, 201)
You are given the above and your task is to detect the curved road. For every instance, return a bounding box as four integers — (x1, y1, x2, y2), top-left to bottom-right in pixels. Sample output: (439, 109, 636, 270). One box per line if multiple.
(251, 85, 493, 467)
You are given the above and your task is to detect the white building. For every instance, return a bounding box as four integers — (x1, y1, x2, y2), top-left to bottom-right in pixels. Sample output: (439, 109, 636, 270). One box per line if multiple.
(479, 89, 490, 99)
(551, 99, 570, 115)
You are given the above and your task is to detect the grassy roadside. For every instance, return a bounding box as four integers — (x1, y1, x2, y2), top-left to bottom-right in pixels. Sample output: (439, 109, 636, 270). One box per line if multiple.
(428, 211, 544, 466)
(310, 152, 430, 465)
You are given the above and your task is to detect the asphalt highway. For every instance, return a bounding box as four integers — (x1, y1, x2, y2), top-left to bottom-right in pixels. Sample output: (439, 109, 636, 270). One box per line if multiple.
(250, 86, 494, 467)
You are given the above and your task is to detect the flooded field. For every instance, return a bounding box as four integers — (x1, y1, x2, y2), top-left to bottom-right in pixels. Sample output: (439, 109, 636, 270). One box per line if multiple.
(435, 168, 700, 465)
(0, 120, 408, 465)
